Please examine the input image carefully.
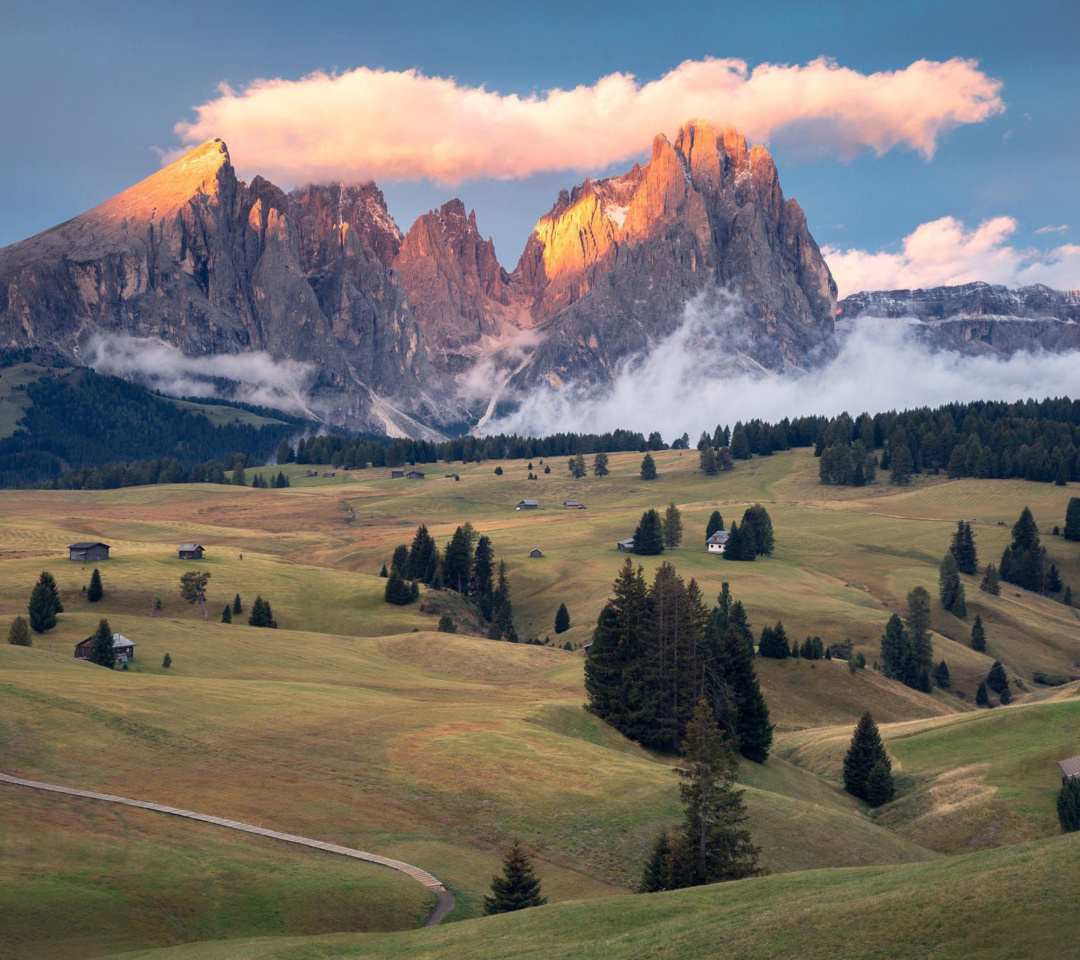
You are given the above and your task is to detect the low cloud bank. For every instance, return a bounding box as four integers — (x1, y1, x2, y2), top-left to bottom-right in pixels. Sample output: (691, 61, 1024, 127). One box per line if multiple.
(174, 57, 1003, 185)
(85, 334, 319, 418)
(485, 294, 1080, 440)
(824, 216, 1080, 298)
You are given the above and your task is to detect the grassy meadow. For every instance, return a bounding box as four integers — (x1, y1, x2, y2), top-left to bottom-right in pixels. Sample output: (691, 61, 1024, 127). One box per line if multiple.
(0, 446, 1078, 959)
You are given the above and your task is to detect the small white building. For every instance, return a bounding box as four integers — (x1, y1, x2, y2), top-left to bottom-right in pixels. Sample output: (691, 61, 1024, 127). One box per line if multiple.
(706, 531, 730, 554)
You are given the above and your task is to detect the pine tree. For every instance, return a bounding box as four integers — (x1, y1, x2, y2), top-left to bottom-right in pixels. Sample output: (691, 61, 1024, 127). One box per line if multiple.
(482, 837, 547, 914)
(585, 560, 648, 728)
(971, 615, 987, 652)
(1047, 564, 1063, 593)
(88, 618, 116, 669)
(390, 544, 410, 575)
(640, 452, 657, 480)
(7, 616, 31, 646)
(442, 526, 473, 594)
(470, 535, 495, 619)
(179, 570, 211, 620)
(1058, 778, 1080, 832)
(384, 571, 414, 605)
(1066, 586, 1074, 607)
(379, 563, 388, 578)
(633, 509, 665, 555)
(939, 553, 966, 617)
(730, 425, 751, 460)
(593, 452, 610, 477)
(757, 622, 790, 659)
(638, 829, 677, 893)
(233, 594, 243, 615)
(949, 521, 979, 575)
(843, 713, 891, 802)
(717, 621, 773, 762)
(986, 661, 1008, 695)
(699, 445, 719, 476)
(554, 603, 570, 634)
(662, 502, 683, 549)
(722, 521, 756, 562)
(889, 444, 914, 485)
(437, 614, 456, 633)
(677, 700, 761, 885)
(87, 567, 104, 603)
(980, 564, 1001, 595)
(494, 465, 503, 476)
(740, 505, 775, 556)
(705, 511, 725, 538)
(865, 759, 895, 808)
(232, 464, 246, 486)
(905, 587, 933, 685)
(976, 681, 990, 707)
(880, 614, 912, 682)
(38, 571, 62, 614)
(934, 659, 951, 689)
(162, 652, 172, 669)
(221, 605, 232, 623)
(28, 580, 58, 633)
(1065, 497, 1080, 542)
(404, 525, 438, 582)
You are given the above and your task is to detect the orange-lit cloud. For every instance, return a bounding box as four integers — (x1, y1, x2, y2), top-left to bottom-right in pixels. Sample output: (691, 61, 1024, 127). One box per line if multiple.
(824, 217, 1080, 297)
(173, 57, 1004, 184)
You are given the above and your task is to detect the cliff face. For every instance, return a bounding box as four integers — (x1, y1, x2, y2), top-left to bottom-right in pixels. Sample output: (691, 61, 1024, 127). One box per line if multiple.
(0, 141, 436, 431)
(838, 282, 1080, 355)
(509, 121, 838, 389)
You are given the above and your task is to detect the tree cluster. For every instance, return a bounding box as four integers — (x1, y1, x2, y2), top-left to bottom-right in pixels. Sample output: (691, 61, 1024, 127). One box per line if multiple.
(585, 565, 773, 760)
(879, 596, 934, 693)
(723, 505, 774, 562)
(949, 521, 979, 574)
(248, 596, 278, 627)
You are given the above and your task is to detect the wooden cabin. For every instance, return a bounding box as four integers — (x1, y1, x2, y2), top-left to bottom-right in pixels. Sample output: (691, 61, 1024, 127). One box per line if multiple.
(75, 633, 135, 663)
(529, 548, 543, 558)
(616, 538, 635, 553)
(516, 499, 539, 510)
(68, 542, 110, 562)
(706, 531, 731, 554)
(563, 500, 587, 509)
(390, 469, 405, 478)
(1059, 756, 1080, 785)
(406, 471, 425, 480)
(178, 543, 205, 560)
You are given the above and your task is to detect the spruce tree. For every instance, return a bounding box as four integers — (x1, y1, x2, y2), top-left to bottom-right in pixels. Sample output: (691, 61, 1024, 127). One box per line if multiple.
(976, 681, 990, 707)
(865, 759, 895, 808)
(570, 452, 587, 478)
(889, 444, 914, 485)
(740, 505, 775, 556)
(971, 615, 987, 652)
(88, 618, 116, 669)
(1065, 497, 1080, 542)
(482, 837, 547, 914)
(162, 652, 172, 669)
(391, 544, 410, 575)
(939, 553, 966, 617)
(986, 661, 1008, 695)
(757, 622, 790, 659)
(663, 502, 684, 549)
(677, 700, 761, 885)
(934, 659, 951, 689)
(1058, 778, 1080, 832)
(640, 452, 657, 480)
(880, 614, 912, 683)
(699, 445, 719, 476)
(1047, 564, 1063, 593)
(722, 521, 756, 562)
(38, 571, 62, 614)
(638, 829, 677, 893)
(404, 524, 438, 582)
(7, 616, 31, 646)
(554, 603, 570, 634)
(730, 425, 751, 460)
(1066, 586, 1074, 607)
(950, 521, 978, 575)
(719, 625, 773, 762)
(179, 570, 211, 620)
(470, 535, 495, 619)
(633, 509, 665, 555)
(28, 580, 58, 633)
(593, 452, 610, 477)
(437, 614, 456, 633)
(221, 605, 232, 623)
(980, 564, 1001, 595)
(905, 587, 933, 685)
(379, 563, 388, 578)
(442, 526, 473, 594)
(705, 511, 725, 538)
(843, 713, 890, 802)
(233, 594, 243, 614)
(87, 567, 104, 603)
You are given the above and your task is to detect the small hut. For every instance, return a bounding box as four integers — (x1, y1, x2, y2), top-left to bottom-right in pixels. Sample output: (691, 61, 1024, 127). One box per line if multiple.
(68, 542, 110, 562)
(178, 543, 205, 560)
(406, 470, 426, 480)
(529, 548, 543, 558)
(516, 499, 539, 510)
(616, 538, 635, 553)
(390, 469, 405, 479)
(1059, 756, 1080, 785)
(75, 633, 135, 664)
(563, 500, 587, 510)
(706, 531, 731, 554)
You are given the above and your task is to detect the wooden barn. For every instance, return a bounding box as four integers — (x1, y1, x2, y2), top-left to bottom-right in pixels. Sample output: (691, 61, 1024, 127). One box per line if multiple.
(616, 538, 635, 553)
(406, 471, 425, 480)
(529, 548, 543, 558)
(68, 541, 110, 562)
(1059, 756, 1080, 785)
(75, 633, 135, 663)
(563, 500, 587, 510)
(390, 469, 405, 478)
(516, 499, 539, 510)
(178, 543, 205, 560)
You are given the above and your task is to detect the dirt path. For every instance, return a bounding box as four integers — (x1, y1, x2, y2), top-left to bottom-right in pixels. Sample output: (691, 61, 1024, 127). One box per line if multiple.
(0, 771, 455, 927)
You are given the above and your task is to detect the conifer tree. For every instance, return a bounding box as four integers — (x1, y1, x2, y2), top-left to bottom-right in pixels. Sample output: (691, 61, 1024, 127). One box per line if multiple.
(905, 587, 933, 685)
(889, 444, 914, 485)
(162, 652, 172, 669)
(934, 659, 951, 688)
(482, 837, 547, 914)
(970, 615, 987, 652)
(1066, 586, 1074, 607)
(950, 521, 979, 575)
(939, 553, 966, 617)
(1047, 564, 1063, 593)
(569, 452, 587, 478)
(179, 570, 211, 620)
(233, 594, 243, 615)
(593, 452, 610, 477)
(39, 571, 62, 614)
(442, 526, 473, 594)
(865, 759, 895, 808)
(633, 509, 665, 555)
(88, 618, 116, 669)
(757, 622, 790, 659)
(28, 570, 64, 633)
(986, 660, 1008, 695)
(470, 535, 495, 619)
(740, 505, 775, 556)
(221, 605, 232, 623)
(1065, 497, 1080, 542)
(390, 544, 410, 575)
(640, 452, 658, 480)
(384, 571, 415, 605)
(7, 616, 31, 646)
(843, 713, 890, 802)
(1058, 778, 1080, 832)
(404, 524, 438, 582)
(437, 614, 456, 633)
(730, 425, 751, 460)
(980, 564, 1001, 595)
(880, 614, 912, 683)
(379, 563, 388, 578)
(554, 603, 570, 634)
(718, 623, 773, 762)
(87, 567, 104, 603)
(663, 502, 684, 549)
(722, 521, 756, 562)
(976, 681, 990, 707)
(638, 829, 678, 893)
(705, 511, 725, 538)
(699, 445, 719, 475)
(585, 561, 648, 727)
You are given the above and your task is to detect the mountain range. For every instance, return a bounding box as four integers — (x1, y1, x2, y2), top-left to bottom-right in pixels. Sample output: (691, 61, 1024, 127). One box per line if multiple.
(0, 126, 1075, 438)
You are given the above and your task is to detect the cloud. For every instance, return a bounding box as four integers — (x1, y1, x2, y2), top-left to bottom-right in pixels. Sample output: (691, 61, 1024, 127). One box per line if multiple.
(84, 334, 319, 418)
(824, 217, 1080, 297)
(485, 293, 1080, 441)
(173, 57, 1004, 185)
(1035, 224, 1069, 234)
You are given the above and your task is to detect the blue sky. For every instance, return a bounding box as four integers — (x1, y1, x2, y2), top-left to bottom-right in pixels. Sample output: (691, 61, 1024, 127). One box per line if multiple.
(2, 0, 1077, 291)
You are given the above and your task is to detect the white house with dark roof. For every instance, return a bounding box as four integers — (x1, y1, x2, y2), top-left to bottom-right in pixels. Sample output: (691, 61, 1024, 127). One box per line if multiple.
(706, 531, 730, 554)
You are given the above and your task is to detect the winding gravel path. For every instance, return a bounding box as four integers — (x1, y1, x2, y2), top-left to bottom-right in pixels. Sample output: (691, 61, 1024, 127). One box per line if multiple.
(0, 771, 455, 926)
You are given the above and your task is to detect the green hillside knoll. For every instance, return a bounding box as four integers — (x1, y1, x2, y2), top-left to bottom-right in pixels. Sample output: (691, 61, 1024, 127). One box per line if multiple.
(101, 833, 1080, 960)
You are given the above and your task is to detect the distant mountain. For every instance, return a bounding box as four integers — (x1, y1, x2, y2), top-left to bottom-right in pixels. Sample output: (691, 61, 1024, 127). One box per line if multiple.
(838, 282, 1080, 355)
(0, 125, 839, 435)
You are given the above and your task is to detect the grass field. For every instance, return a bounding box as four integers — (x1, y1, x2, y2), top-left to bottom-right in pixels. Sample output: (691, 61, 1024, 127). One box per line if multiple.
(0, 447, 1077, 959)
(99, 832, 1080, 960)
